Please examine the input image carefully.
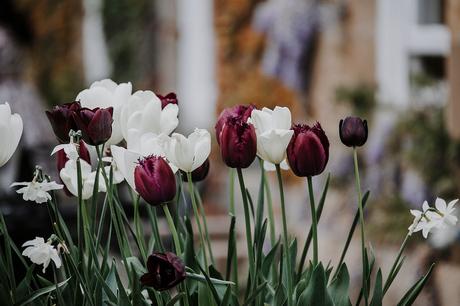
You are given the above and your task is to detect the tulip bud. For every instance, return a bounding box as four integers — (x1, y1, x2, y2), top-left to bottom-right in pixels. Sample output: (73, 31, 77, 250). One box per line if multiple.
(134, 155, 176, 206)
(181, 158, 210, 182)
(140, 252, 186, 291)
(219, 115, 257, 168)
(73, 107, 113, 145)
(215, 104, 255, 145)
(156, 92, 178, 109)
(45, 101, 81, 143)
(287, 123, 329, 177)
(339, 116, 368, 147)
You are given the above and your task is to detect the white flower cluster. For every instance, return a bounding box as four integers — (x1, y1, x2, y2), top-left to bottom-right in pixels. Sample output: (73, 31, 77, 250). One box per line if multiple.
(22, 237, 63, 273)
(408, 198, 458, 238)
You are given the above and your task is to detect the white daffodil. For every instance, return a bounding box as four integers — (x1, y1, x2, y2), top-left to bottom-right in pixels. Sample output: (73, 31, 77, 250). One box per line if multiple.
(76, 79, 133, 145)
(163, 129, 211, 173)
(119, 90, 178, 141)
(101, 156, 125, 185)
(433, 198, 458, 228)
(51, 143, 78, 161)
(0, 102, 23, 167)
(110, 145, 143, 191)
(22, 237, 62, 273)
(249, 106, 294, 165)
(11, 181, 63, 204)
(60, 159, 106, 200)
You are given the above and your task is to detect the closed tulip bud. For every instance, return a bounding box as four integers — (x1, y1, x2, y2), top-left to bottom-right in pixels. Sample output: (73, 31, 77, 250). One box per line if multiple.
(45, 101, 81, 143)
(73, 107, 113, 145)
(219, 115, 257, 168)
(215, 104, 255, 145)
(181, 158, 210, 182)
(140, 252, 186, 291)
(287, 123, 329, 177)
(134, 155, 176, 206)
(339, 116, 368, 147)
(156, 92, 178, 109)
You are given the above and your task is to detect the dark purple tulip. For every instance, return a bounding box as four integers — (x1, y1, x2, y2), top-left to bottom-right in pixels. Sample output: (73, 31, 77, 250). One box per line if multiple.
(140, 252, 186, 291)
(339, 116, 368, 147)
(134, 155, 176, 206)
(215, 104, 255, 145)
(45, 101, 81, 143)
(72, 107, 113, 145)
(181, 158, 210, 182)
(287, 123, 329, 177)
(157, 92, 178, 109)
(56, 140, 91, 196)
(219, 115, 257, 168)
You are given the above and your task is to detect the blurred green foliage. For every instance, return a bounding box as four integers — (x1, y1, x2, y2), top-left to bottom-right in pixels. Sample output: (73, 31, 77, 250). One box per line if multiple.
(389, 107, 460, 198)
(335, 83, 376, 117)
(102, 0, 152, 85)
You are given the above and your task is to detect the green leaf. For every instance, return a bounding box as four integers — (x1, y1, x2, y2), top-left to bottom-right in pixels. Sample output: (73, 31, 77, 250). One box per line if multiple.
(225, 215, 236, 281)
(370, 269, 383, 306)
(297, 264, 333, 306)
(397, 264, 434, 306)
(167, 292, 185, 306)
(17, 278, 70, 306)
(115, 266, 131, 306)
(262, 239, 280, 277)
(328, 263, 351, 306)
(184, 218, 198, 271)
(243, 281, 267, 306)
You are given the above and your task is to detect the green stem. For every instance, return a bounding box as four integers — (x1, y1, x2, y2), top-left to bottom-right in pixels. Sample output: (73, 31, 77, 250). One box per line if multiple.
(383, 234, 409, 295)
(275, 164, 293, 306)
(187, 172, 209, 271)
(230, 169, 235, 215)
(236, 168, 256, 298)
(146, 206, 165, 252)
(353, 148, 368, 306)
(133, 194, 147, 263)
(162, 205, 182, 254)
(228, 169, 239, 295)
(194, 187, 216, 265)
(307, 176, 318, 266)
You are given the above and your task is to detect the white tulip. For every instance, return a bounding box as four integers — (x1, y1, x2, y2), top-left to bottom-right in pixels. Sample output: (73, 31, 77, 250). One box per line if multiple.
(163, 129, 211, 172)
(249, 106, 294, 165)
(119, 90, 179, 140)
(22, 237, 62, 273)
(0, 102, 23, 167)
(110, 145, 142, 191)
(76, 79, 132, 145)
(11, 181, 63, 204)
(60, 159, 106, 200)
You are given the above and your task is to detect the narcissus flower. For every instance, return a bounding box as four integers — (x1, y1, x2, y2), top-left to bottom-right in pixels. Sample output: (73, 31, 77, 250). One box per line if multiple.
(181, 158, 210, 182)
(60, 159, 106, 200)
(287, 123, 329, 177)
(339, 116, 368, 147)
(215, 104, 255, 145)
(45, 101, 80, 143)
(140, 252, 186, 291)
(157, 92, 178, 109)
(249, 106, 294, 165)
(218, 115, 257, 168)
(0, 102, 23, 167)
(22, 237, 62, 273)
(134, 155, 176, 206)
(163, 129, 211, 173)
(73, 107, 113, 145)
(76, 79, 132, 145)
(11, 181, 63, 204)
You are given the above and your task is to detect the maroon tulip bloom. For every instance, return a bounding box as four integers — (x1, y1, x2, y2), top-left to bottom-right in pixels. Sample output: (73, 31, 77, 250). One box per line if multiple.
(339, 116, 368, 147)
(215, 104, 255, 145)
(287, 123, 329, 177)
(56, 141, 91, 196)
(219, 115, 257, 168)
(181, 158, 210, 182)
(140, 252, 186, 291)
(73, 107, 113, 145)
(45, 101, 81, 143)
(134, 155, 176, 206)
(157, 92, 178, 109)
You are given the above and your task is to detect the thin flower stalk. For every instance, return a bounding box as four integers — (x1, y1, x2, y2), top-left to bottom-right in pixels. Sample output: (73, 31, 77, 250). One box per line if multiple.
(307, 176, 318, 266)
(353, 147, 368, 306)
(194, 187, 216, 265)
(276, 164, 293, 306)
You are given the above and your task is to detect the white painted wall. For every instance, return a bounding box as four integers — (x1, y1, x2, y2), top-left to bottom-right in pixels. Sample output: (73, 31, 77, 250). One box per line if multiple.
(176, 0, 217, 133)
(82, 0, 112, 83)
(376, 0, 450, 108)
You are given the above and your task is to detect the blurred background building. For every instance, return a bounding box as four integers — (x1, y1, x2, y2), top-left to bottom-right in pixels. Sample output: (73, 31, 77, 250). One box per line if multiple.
(1, 0, 460, 304)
